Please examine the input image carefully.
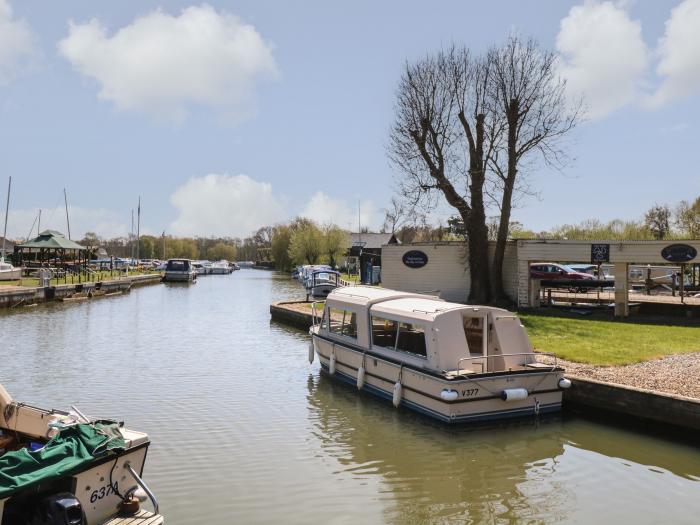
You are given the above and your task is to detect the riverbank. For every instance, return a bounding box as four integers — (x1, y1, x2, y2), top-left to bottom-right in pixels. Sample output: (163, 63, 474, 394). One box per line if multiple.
(0, 273, 162, 308)
(270, 300, 700, 431)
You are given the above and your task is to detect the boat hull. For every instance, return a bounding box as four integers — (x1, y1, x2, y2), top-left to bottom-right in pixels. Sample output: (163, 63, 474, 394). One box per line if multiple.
(163, 271, 195, 282)
(0, 268, 21, 281)
(312, 334, 564, 424)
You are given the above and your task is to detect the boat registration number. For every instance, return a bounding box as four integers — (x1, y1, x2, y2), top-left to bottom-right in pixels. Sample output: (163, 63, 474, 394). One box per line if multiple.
(461, 388, 479, 397)
(90, 482, 119, 503)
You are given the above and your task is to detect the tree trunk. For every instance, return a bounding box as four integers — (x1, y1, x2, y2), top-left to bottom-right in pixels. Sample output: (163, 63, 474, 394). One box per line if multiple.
(492, 99, 518, 302)
(465, 114, 491, 304)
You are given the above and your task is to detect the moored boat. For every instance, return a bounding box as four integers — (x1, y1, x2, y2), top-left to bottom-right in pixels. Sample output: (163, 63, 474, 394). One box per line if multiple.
(0, 384, 163, 524)
(306, 269, 340, 300)
(210, 260, 232, 275)
(0, 260, 20, 281)
(163, 258, 196, 282)
(309, 286, 570, 424)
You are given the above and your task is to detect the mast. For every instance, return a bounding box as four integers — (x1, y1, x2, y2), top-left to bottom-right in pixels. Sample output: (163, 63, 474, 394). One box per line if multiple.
(136, 196, 141, 262)
(2, 176, 11, 261)
(63, 188, 71, 240)
(37, 209, 41, 235)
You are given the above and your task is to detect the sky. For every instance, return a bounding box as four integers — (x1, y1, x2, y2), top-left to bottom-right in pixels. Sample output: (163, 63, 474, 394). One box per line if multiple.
(1, 0, 699, 240)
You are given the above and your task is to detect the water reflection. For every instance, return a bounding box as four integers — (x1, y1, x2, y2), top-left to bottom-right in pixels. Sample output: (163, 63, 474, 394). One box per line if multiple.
(307, 371, 700, 524)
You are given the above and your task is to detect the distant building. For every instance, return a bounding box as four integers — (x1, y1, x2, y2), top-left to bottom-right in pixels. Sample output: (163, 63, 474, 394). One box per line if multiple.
(347, 232, 400, 283)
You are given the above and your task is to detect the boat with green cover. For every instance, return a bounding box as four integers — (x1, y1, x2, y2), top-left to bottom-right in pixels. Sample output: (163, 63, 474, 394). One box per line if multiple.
(0, 383, 163, 524)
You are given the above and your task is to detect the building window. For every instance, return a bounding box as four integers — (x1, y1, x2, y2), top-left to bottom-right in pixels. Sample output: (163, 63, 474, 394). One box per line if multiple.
(327, 308, 357, 339)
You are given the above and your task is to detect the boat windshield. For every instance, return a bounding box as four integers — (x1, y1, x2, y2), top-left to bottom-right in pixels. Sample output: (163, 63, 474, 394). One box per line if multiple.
(167, 260, 188, 271)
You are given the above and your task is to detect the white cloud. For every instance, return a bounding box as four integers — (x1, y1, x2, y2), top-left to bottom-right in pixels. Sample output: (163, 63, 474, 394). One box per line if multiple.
(556, 1, 647, 119)
(0, 0, 38, 84)
(58, 4, 278, 121)
(649, 0, 700, 107)
(6, 206, 129, 241)
(169, 174, 285, 237)
(300, 191, 381, 231)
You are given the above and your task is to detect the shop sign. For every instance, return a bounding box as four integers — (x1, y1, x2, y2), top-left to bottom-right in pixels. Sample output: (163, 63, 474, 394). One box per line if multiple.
(402, 250, 429, 268)
(661, 244, 697, 262)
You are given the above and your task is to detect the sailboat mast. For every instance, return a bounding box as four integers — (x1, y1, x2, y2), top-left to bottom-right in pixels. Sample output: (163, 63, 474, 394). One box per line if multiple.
(136, 196, 141, 262)
(63, 188, 71, 240)
(2, 176, 11, 261)
(37, 209, 41, 235)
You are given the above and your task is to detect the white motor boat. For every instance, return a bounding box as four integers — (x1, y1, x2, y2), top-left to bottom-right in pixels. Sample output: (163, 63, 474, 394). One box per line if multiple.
(0, 260, 20, 281)
(0, 383, 163, 524)
(210, 260, 232, 275)
(309, 286, 570, 424)
(306, 269, 340, 300)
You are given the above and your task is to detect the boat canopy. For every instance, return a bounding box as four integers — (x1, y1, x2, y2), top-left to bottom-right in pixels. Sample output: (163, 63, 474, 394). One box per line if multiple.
(323, 287, 535, 373)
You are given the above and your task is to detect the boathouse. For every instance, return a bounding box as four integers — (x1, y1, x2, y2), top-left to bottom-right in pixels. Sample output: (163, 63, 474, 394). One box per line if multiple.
(381, 239, 700, 317)
(347, 232, 400, 284)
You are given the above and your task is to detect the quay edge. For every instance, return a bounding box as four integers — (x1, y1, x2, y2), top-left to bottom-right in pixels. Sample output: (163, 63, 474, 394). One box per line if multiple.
(270, 300, 700, 432)
(0, 273, 163, 309)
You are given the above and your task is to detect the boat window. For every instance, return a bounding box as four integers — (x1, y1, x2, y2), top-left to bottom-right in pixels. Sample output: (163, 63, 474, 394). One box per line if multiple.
(327, 308, 357, 339)
(463, 316, 485, 356)
(396, 322, 427, 358)
(371, 316, 398, 348)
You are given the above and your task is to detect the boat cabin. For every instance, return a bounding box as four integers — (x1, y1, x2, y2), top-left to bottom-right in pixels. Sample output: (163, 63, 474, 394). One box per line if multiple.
(319, 286, 537, 375)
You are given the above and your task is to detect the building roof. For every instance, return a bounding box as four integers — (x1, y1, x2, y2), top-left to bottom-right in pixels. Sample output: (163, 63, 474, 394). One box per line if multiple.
(17, 230, 86, 251)
(349, 232, 400, 250)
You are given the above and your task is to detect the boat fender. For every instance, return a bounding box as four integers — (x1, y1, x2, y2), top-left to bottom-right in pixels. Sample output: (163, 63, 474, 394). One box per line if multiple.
(356, 366, 365, 390)
(308, 341, 315, 364)
(558, 378, 572, 389)
(440, 389, 459, 401)
(329, 351, 336, 375)
(392, 381, 402, 407)
(501, 388, 528, 402)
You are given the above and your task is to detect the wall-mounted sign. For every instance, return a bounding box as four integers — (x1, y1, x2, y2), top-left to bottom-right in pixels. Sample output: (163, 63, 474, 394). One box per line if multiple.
(591, 243, 610, 263)
(661, 244, 697, 262)
(402, 250, 429, 268)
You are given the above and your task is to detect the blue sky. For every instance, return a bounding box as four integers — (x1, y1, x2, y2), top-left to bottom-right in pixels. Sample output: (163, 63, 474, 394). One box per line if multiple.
(1, 0, 699, 239)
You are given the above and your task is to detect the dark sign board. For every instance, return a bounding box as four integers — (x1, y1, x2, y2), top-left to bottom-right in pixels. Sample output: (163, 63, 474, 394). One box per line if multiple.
(402, 250, 429, 268)
(661, 244, 697, 263)
(590, 244, 610, 264)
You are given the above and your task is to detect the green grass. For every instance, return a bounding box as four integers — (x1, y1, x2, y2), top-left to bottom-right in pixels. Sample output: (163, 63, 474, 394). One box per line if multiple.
(519, 312, 700, 366)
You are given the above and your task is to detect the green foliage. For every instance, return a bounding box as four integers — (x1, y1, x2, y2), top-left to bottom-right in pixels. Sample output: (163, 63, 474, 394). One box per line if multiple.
(206, 242, 236, 261)
(138, 236, 156, 259)
(676, 197, 700, 238)
(271, 225, 293, 271)
(322, 225, 349, 267)
(520, 312, 700, 365)
(288, 222, 323, 265)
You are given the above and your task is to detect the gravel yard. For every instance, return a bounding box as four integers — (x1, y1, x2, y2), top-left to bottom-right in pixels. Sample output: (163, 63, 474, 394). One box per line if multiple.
(538, 352, 700, 399)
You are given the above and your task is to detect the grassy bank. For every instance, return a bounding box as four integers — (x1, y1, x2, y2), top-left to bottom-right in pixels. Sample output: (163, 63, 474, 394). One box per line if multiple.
(519, 313, 700, 366)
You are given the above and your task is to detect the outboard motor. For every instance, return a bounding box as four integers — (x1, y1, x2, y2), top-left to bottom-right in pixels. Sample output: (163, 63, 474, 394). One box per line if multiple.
(29, 493, 85, 525)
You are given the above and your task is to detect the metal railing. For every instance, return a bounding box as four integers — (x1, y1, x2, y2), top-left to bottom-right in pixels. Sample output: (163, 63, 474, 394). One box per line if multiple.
(310, 301, 324, 327)
(124, 461, 159, 514)
(455, 352, 558, 375)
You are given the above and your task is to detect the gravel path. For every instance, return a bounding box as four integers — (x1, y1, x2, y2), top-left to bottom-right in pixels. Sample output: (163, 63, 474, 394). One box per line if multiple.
(537, 352, 700, 399)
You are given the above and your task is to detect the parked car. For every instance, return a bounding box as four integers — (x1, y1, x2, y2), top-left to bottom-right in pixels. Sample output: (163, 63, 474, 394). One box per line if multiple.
(530, 263, 597, 293)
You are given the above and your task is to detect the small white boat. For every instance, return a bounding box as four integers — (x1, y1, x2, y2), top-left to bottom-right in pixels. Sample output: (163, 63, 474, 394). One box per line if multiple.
(306, 269, 340, 300)
(210, 260, 232, 275)
(163, 258, 196, 282)
(0, 260, 20, 281)
(0, 383, 163, 524)
(309, 286, 569, 424)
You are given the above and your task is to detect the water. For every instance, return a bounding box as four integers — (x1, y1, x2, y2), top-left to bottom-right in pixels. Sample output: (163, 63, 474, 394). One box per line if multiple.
(1, 270, 699, 524)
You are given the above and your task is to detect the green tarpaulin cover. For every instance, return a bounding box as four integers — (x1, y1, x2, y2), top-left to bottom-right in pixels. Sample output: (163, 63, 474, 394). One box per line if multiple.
(0, 421, 125, 498)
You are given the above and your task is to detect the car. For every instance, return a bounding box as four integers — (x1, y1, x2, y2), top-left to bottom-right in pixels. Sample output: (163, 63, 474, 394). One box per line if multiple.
(530, 263, 597, 281)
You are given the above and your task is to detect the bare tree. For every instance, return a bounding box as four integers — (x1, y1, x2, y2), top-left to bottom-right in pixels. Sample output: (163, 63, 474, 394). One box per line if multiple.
(389, 47, 494, 303)
(487, 36, 581, 299)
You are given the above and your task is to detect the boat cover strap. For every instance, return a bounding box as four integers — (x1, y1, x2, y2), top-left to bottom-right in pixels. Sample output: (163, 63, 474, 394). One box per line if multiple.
(0, 421, 126, 498)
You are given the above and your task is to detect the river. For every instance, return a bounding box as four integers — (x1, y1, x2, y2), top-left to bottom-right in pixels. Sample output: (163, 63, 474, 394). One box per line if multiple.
(1, 270, 699, 524)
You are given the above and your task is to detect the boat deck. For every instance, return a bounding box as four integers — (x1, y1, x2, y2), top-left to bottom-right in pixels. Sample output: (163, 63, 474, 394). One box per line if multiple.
(105, 510, 164, 525)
